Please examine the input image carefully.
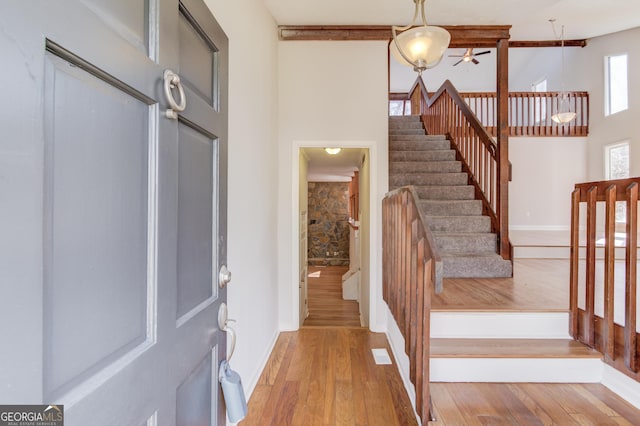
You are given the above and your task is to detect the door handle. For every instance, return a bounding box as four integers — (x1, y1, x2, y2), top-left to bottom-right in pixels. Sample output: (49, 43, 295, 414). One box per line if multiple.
(217, 302, 236, 362)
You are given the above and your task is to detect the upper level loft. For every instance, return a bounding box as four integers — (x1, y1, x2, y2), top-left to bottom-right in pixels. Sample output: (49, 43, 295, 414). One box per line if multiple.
(390, 88, 589, 137)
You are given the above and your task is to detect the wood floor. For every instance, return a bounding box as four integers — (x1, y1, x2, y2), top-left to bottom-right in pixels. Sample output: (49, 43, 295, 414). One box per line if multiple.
(433, 259, 569, 311)
(303, 266, 362, 327)
(429, 382, 640, 425)
(241, 259, 640, 425)
(239, 327, 417, 425)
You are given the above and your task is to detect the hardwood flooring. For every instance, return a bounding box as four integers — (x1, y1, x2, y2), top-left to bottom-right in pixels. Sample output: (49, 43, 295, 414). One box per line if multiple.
(303, 266, 362, 327)
(433, 259, 570, 311)
(429, 382, 640, 425)
(240, 328, 640, 425)
(242, 259, 640, 424)
(239, 327, 417, 426)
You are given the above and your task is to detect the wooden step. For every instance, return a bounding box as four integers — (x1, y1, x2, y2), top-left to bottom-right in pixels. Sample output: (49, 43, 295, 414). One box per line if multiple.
(431, 338, 601, 359)
(430, 338, 604, 383)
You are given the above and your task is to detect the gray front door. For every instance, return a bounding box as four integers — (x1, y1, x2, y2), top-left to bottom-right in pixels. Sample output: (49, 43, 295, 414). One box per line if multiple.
(0, 1, 228, 424)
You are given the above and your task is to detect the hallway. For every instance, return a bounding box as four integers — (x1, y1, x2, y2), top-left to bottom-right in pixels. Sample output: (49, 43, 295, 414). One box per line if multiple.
(303, 266, 361, 327)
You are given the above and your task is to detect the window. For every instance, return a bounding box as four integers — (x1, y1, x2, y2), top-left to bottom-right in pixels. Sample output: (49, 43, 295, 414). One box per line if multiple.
(389, 100, 411, 116)
(531, 79, 547, 124)
(605, 141, 630, 222)
(605, 54, 628, 116)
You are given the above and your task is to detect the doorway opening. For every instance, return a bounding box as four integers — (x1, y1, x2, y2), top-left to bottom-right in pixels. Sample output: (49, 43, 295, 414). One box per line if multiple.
(298, 147, 370, 328)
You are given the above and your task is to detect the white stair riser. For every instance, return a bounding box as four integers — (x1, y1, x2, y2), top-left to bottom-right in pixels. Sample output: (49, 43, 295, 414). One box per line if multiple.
(431, 358, 603, 382)
(431, 312, 570, 339)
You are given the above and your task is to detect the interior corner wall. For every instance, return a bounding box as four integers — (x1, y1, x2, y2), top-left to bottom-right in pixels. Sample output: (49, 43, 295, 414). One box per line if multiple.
(203, 0, 280, 398)
(277, 41, 389, 331)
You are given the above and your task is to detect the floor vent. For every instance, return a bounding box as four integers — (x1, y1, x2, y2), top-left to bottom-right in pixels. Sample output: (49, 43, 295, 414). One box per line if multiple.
(371, 348, 392, 365)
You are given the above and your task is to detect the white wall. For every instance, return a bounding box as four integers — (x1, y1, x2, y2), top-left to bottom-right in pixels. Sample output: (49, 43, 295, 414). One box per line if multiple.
(575, 27, 640, 180)
(203, 0, 280, 398)
(509, 137, 587, 230)
(390, 48, 497, 93)
(277, 41, 389, 332)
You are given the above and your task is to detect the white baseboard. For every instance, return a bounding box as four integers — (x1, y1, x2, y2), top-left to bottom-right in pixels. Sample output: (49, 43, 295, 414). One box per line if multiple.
(385, 307, 421, 425)
(510, 225, 571, 231)
(431, 358, 603, 383)
(601, 364, 640, 409)
(243, 329, 279, 400)
(431, 311, 571, 339)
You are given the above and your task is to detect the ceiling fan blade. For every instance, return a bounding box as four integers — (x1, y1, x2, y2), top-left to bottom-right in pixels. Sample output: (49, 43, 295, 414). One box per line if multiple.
(448, 54, 464, 57)
(472, 58, 480, 64)
(453, 59, 464, 66)
(473, 50, 491, 56)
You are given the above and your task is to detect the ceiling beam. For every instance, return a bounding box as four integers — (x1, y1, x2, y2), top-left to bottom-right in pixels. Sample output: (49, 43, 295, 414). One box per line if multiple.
(278, 25, 587, 48)
(509, 40, 587, 48)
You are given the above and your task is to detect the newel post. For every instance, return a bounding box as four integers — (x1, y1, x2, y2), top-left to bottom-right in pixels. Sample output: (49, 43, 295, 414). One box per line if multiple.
(496, 37, 510, 259)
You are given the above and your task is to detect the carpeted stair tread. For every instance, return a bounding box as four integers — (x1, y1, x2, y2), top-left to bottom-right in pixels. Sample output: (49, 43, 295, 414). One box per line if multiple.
(390, 161, 461, 174)
(389, 150, 456, 162)
(440, 253, 513, 278)
(413, 185, 475, 200)
(389, 173, 468, 187)
(418, 200, 483, 216)
(426, 216, 491, 233)
(389, 139, 451, 151)
(434, 233, 498, 254)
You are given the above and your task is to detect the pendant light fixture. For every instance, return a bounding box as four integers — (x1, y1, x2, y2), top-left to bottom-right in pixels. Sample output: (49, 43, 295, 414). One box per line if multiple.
(390, 0, 451, 75)
(550, 20, 577, 124)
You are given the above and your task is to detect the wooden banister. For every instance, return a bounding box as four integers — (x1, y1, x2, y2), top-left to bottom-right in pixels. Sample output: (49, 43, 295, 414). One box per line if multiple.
(382, 186, 442, 425)
(570, 178, 640, 380)
(408, 77, 512, 260)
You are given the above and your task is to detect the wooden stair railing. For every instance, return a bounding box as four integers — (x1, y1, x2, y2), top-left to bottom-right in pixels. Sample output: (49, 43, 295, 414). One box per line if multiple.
(408, 77, 512, 260)
(382, 186, 442, 425)
(570, 178, 640, 381)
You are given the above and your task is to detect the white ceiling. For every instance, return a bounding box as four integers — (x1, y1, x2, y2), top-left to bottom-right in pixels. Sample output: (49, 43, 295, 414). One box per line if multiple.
(263, 0, 640, 40)
(303, 148, 364, 182)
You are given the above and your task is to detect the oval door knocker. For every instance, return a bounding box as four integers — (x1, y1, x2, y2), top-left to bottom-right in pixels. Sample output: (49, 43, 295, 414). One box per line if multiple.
(163, 69, 186, 119)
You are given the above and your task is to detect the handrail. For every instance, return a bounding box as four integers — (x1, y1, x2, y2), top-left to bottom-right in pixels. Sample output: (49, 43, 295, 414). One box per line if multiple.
(382, 186, 442, 425)
(570, 177, 639, 378)
(390, 90, 590, 137)
(409, 77, 511, 259)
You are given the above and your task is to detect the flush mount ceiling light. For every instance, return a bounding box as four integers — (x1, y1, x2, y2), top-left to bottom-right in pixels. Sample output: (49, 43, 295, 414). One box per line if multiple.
(325, 148, 341, 155)
(550, 20, 577, 124)
(390, 0, 451, 75)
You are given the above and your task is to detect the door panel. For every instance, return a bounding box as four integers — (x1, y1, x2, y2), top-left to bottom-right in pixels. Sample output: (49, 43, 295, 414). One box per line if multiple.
(176, 122, 216, 320)
(179, 13, 215, 106)
(176, 350, 216, 426)
(43, 51, 151, 400)
(79, 0, 149, 55)
(0, 0, 228, 424)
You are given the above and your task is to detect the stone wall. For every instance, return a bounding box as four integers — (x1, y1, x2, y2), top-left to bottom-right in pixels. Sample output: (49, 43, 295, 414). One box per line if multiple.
(307, 182, 350, 266)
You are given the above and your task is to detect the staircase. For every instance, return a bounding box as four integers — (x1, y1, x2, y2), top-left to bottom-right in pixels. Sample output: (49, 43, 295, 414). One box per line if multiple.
(388, 115, 512, 278)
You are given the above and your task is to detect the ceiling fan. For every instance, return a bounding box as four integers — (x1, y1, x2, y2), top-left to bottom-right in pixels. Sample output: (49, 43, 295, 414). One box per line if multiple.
(449, 48, 491, 66)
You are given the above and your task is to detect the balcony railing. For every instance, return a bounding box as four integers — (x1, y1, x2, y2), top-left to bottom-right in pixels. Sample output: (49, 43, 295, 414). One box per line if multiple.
(570, 178, 640, 379)
(390, 91, 589, 137)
